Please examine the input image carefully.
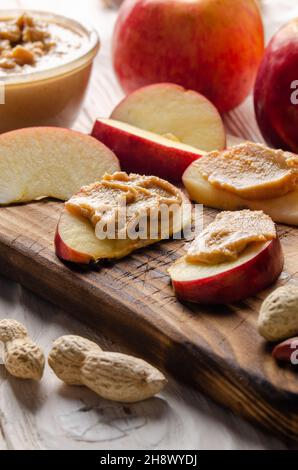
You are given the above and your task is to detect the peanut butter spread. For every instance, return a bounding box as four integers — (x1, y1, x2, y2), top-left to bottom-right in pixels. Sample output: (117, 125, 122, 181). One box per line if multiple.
(195, 142, 298, 200)
(186, 210, 276, 265)
(0, 13, 83, 75)
(66, 172, 183, 239)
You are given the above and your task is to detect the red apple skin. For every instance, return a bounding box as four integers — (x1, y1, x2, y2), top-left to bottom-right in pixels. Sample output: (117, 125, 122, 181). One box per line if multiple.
(55, 229, 94, 264)
(112, 0, 264, 113)
(171, 238, 283, 305)
(254, 19, 298, 152)
(91, 119, 203, 182)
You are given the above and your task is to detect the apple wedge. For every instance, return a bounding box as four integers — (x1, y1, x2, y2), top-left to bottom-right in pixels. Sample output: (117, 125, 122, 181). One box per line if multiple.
(183, 160, 298, 226)
(168, 238, 283, 304)
(55, 209, 153, 264)
(91, 118, 205, 182)
(0, 127, 120, 204)
(55, 195, 191, 264)
(111, 83, 226, 152)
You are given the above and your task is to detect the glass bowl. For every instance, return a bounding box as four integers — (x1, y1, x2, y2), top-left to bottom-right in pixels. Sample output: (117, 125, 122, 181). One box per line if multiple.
(0, 10, 100, 133)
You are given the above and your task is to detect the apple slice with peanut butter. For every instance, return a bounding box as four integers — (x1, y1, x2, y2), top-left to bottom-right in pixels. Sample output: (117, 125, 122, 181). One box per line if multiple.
(186, 210, 276, 265)
(56, 172, 191, 264)
(195, 142, 298, 200)
(169, 209, 283, 304)
(183, 142, 298, 226)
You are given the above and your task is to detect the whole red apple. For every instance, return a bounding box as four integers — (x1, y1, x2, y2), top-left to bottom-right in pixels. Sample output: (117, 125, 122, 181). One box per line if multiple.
(254, 19, 298, 153)
(112, 0, 264, 113)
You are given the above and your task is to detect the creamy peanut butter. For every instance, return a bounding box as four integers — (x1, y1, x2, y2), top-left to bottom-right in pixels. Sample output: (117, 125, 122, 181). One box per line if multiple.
(0, 13, 85, 75)
(66, 172, 183, 240)
(196, 142, 298, 200)
(0, 11, 99, 133)
(186, 210, 276, 265)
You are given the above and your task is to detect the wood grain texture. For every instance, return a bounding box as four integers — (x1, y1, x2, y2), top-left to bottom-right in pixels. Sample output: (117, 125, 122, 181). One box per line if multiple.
(0, 0, 298, 451)
(0, 200, 297, 441)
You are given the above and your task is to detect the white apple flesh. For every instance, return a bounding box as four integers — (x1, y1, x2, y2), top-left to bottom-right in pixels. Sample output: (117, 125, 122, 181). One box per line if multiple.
(0, 127, 120, 204)
(168, 238, 283, 304)
(91, 118, 205, 182)
(55, 209, 149, 264)
(111, 83, 226, 152)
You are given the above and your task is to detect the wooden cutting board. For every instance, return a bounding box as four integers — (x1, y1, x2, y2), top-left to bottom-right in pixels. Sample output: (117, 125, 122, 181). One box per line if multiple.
(0, 200, 297, 442)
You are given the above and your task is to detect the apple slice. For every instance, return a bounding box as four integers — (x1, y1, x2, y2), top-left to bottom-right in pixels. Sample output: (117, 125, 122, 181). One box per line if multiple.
(183, 161, 298, 226)
(55, 209, 152, 264)
(168, 238, 283, 304)
(111, 83, 226, 152)
(91, 118, 205, 182)
(0, 127, 120, 204)
(55, 195, 191, 264)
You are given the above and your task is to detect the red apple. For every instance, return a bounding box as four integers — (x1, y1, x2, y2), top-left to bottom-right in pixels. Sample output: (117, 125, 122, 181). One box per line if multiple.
(254, 19, 298, 152)
(112, 0, 264, 113)
(168, 238, 283, 304)
(91, 118, 205, 182)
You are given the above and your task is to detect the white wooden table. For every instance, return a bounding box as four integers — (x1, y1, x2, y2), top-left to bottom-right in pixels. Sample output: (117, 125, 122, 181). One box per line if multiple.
(0, 0, 297, 450)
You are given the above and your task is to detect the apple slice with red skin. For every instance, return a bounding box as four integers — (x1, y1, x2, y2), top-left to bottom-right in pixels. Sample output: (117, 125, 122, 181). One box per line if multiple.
(168, 238, 283, 304)
(91, 118, 205, 182)
(55, 209, 153, 264)
(55, 193, 191, 264)
(111, 84, 226, 152)
(100, 83, 226, 181)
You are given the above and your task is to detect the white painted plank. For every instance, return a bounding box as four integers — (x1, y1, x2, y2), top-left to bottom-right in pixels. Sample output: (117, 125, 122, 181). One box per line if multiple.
(0, 272, 289, 450)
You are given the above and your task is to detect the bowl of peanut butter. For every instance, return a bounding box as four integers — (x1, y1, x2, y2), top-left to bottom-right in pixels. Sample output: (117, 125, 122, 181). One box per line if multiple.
(0, 10, 99, 133)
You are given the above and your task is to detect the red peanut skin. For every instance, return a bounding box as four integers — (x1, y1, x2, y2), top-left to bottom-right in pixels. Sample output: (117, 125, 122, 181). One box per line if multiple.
(112, 0, 264, 113)
(254, 19, 298, 153)
(272, 337, 298, 364)
(172, 238, 283, 305)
